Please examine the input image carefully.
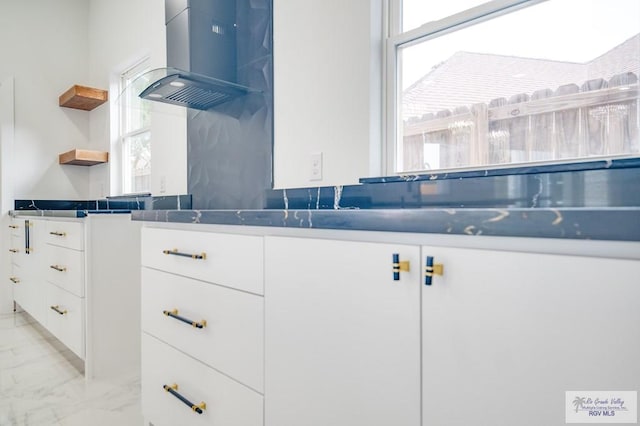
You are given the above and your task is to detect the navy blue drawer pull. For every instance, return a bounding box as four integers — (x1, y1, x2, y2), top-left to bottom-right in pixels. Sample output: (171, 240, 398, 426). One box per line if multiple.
(163, 383, 206, 414)
(392, 253, 410, 281)
(163, 309, 207, 329)
(424, 256, 444, 285)
(163, 248, 206, 260)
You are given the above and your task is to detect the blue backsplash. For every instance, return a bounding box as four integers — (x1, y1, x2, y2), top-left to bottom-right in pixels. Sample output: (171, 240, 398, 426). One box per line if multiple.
(187, 0, 273, 209)
(265, 158, 640, 210)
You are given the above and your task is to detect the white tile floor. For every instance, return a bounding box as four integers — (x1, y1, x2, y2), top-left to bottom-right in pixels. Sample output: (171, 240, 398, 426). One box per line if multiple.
(0, 312, 143, 426)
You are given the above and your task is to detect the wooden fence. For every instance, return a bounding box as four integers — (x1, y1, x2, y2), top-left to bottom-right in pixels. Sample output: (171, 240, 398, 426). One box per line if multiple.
(402, 72, 639, 171)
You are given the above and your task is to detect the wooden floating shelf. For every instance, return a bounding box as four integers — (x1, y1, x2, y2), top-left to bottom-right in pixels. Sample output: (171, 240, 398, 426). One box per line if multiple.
(59, 85, 108, 111)
(59, 149, 109, 166)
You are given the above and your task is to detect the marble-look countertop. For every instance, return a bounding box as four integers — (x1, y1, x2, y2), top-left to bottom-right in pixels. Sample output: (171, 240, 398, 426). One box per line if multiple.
(131, 207, 640, 242)
(10, 209, 132, 218)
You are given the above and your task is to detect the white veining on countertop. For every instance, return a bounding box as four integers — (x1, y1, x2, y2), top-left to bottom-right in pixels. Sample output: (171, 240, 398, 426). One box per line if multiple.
(334, 186, 343, 209)
(530, 175, 543, 208)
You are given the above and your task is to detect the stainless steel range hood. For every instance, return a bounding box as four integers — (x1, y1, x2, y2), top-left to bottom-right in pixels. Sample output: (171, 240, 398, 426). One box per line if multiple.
(140, 0, 253, 110)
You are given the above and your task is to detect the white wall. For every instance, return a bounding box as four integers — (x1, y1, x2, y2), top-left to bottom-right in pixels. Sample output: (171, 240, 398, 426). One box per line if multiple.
(0, 78, 15, 313)
(88, 0, 187, 197)
(273, 0, 383, 189)
(0, 0, 91, 199)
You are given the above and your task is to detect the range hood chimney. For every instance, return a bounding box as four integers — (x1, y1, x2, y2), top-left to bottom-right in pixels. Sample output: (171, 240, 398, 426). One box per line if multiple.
(140, 0, 253, 110)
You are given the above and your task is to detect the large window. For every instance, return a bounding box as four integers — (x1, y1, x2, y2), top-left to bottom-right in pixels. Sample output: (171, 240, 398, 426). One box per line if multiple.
(119, 59, 151, 194)
(387, 0, 640, 174)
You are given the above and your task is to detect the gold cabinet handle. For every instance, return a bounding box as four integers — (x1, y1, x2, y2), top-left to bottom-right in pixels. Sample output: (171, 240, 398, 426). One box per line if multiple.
(50, 305, 68, 315)
(9, 248, 19, 253)
(50, 265, 67, 272)
(49, 231, 67, 237)
(162, 248, 206, 260)
(163, 383, 207, 414)
(163, 309, 207, 329)
(424, 256, 444, 285)
(9, 277, 20, 284)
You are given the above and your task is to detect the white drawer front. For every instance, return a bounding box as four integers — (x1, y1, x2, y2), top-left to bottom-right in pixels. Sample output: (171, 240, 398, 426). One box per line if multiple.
(12, 264, 47, 325)
(141, 228, 264, 295)
(8, 219, 22, 237)
(142, 333, 263, 426)
(142, 267, 264, 392)
(46, 245, 85, 297)
(46, 220, 84, 251)
(45, 283, 85, 359)
(9, 234, 23, 259)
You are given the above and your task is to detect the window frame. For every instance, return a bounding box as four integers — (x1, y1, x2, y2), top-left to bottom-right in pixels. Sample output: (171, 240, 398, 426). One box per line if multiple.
(118, 58, 151, 195)
(383, 0, 546, 175)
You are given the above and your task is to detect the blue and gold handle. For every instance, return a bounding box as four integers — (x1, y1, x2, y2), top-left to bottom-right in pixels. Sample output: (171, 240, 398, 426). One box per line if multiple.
(392, 254, 410, 281)
(163, 309, 207, 329)
(163, 248, 206, 260)
(424, 256, 444, 285)
(163, 383, 206, 414)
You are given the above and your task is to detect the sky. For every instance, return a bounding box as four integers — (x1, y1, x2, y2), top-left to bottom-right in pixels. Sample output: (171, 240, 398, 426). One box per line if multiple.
(401, 0, 640, 87)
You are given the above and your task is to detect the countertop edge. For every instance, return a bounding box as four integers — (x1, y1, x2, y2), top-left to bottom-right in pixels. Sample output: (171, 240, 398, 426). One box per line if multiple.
(130, 207, 640, 242)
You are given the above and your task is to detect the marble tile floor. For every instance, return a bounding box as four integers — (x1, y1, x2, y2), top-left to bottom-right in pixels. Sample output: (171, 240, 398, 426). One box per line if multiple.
(0, 311, 143, 426)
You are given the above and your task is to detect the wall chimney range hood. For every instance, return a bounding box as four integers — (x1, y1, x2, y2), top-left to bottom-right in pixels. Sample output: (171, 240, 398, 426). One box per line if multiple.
(139, 0, 254, 110)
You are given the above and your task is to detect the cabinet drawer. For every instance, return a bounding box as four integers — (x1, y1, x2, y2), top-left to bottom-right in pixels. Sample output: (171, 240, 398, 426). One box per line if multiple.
(46, 220, 84, 251)
(142, 267, 264, 392)
(12, 264, 47, 325)
(9, 234, 23, 259)
(8, 218, 23, 237)
(141, 228, 264, 295)
(45, 283, 85, 359)
(46, 245, 85, 297)
(142, 333, 263, 426)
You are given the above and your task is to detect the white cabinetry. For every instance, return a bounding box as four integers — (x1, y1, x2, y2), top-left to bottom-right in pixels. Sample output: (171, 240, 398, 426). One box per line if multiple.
(7, 214, 141, 379)
(141, 226, 264, 426)
(137, 223, 640, 426)
(420, 246, 640, 426)
(264, 236, 421, 426)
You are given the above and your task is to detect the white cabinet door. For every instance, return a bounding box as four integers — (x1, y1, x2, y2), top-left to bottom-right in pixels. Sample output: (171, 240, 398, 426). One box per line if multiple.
(421, 246, 640, 426)
(13, 219, 47, 324)
(265, 236, 421, 426)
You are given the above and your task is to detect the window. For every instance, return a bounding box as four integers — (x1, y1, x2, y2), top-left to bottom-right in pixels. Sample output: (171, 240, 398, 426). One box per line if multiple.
(386, 0, 640, 174)
(119, 59, 151, 193)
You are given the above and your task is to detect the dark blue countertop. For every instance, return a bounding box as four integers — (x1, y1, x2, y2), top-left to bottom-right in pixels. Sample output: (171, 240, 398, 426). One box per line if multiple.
(131, 207, 640, 242)
(132, 158, 640, 241)
(11, 195, 192, 217)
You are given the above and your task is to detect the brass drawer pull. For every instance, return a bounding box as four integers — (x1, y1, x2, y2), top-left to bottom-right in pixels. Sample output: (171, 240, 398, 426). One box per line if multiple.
(163, 384, 206, 414)
(163, 309, 207, 329)
(163, 248, 206, 260)
(424, 256, 444, 286)
(9, 277, 20, 284)
(49, 231, 67, 237)
(9, 248, 19, 253)
(50, 265, 67, 272)
(50, 305, 68, 315)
